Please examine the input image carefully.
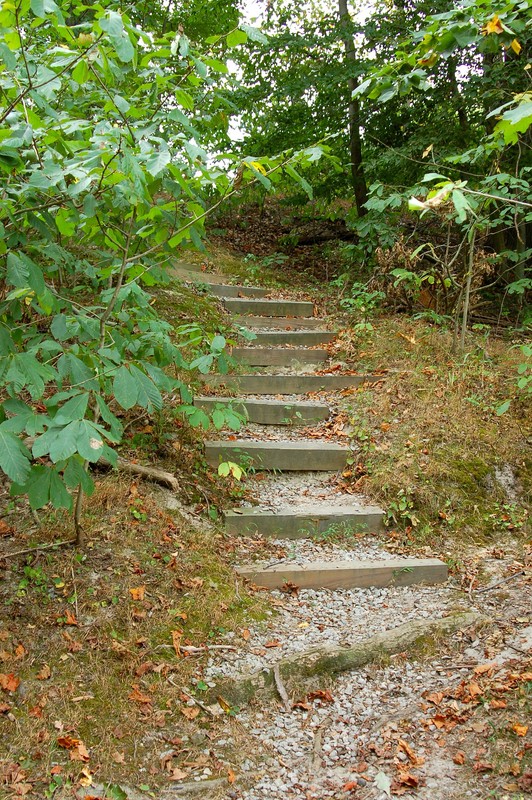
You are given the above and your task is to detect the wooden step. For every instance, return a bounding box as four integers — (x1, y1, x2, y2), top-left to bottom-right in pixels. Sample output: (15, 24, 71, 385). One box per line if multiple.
(201, 373, 382, 394)
(194, 397, 330, 425)
(235, 315, 326, 330)
(203, 283, 269, 298)
(173, 268, 268, 298)
(225, 505, 384, 538)
(205, 440, 349, 471)
(223, 298, 314, 317)
(247, 331, 335, 346)
(231, 347, 328, 366)
(237, 558, 448, 590)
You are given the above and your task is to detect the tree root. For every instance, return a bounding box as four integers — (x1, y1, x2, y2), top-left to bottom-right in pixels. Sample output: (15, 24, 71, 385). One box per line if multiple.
(209, 611, 485, 708)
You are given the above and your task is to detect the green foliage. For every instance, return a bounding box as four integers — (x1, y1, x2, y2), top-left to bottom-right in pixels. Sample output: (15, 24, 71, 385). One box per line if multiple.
(0, 0, 316, 523)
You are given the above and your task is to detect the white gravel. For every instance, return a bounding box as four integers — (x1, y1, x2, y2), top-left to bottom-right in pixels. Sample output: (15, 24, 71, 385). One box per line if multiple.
(205, 583, 460, 680)
(242, 472, 367, 510)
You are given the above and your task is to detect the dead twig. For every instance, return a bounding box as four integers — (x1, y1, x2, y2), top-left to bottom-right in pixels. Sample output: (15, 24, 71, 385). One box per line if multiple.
(0, 539, 76, 559)
(273, 663, 291, 712)
(475, 570, 526, 594)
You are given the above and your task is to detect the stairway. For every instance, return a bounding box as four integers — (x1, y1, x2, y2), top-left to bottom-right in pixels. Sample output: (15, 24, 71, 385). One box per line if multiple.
(179, 262, 448, 591)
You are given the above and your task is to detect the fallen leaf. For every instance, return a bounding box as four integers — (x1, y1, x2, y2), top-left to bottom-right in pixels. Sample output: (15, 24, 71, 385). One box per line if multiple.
(14, 644, 26, 659)
(264, 640, 281, 648)
(170, 767, 188, 781)
(308, 689, 334, 704)
(171, 630, 182, 657)
(64, 610, 78, 626)
(180, 706, 200, 720)
(130, 586, 146, 601)
(0, 673, 20, 692)
(242, 629, 250, 641)
(398, 739, 424, 766)
(453, 751, 465, 765)
(128, 686, 152, 705)
(78, 766, 92, 786)
(70, 741, 90, 762)
(228, 768, 236, 784)
(512, 722, 529, 737)
(37, 665, 51, 680)
(474, 761, 494, 772)
(217, 695, 231, 713)
(112, 752, 125, 764)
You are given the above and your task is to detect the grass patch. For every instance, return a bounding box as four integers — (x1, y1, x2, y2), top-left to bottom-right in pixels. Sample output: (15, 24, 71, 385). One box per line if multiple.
(0, 476, 267, 798)
(334, 315, 531, 556)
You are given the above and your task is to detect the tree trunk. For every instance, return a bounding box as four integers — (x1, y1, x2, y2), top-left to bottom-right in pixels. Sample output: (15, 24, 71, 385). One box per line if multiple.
(338, 0, 368, 216)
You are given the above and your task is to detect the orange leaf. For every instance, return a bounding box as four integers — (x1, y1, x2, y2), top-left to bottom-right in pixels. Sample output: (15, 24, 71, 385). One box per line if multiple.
(14, 644, 26, 659)
(512, 722, 528, 737)
(453, 751, 466, 765)
(398, 739, 424, 766)
(129, 586, 146, 601)
(128, 686, 152, 704)
(228, 768, 236, 784)
(64, 610, 78, 626)
(57, 735, 81, 750)
(0, 673, 20, 692)
(242, 629, 250, 641)
(482, 14, 504, 35)
(264, 640, 281, 648)
(171, 630, 182, 657)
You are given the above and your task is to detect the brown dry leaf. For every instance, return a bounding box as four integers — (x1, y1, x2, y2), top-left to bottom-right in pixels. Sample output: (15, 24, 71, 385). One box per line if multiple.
(112, 752, 125, 764)
(490, 699, 507, 709)
(0, 673, 20, 692)
(396, 768, 419, 788)
(70, 741, 90, 762)
(130, 586, 146, 601)
(171, 630, 182, 657)
(242, 629, 250, 641)
(474, 761, 494, 772)
(64, 610, 78, 626)
(181, 706, 200, 720)
(128, 686, 152, 705)
(308, 689, 334, 704)
(14, 644, 26, 659)
(37, 665, 51, 680)
(57, 735, 80, 750)
(170, 768, 188, 781)
(342, 781, 358, 792)
(424, 690, 444, 706)
(228, 768, 236, 784)
(264, 640, 281, 648)
(512, 722, 529, 737)
(453, 751, 466, 765)
(473, 663, 496, 675)
(398, 739, 424, 766)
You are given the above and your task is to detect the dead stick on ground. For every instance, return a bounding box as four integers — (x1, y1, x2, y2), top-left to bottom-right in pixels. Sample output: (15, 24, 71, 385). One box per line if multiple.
(167, 680, 216, 717)
(310, 715, 332, 775)
(1, 539, 76, 559)
(476, 570, 526, 594)
(23, 437, 179, 492)
(273, 663, 291, 712)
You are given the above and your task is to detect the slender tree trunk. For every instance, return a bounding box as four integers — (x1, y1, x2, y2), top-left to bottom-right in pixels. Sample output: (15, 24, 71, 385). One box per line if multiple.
(338, 0, 368, 217)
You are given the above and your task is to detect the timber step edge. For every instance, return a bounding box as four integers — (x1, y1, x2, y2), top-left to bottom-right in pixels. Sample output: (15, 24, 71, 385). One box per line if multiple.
(235, 315, 327, 330)
(225, 505, 384, 538)
(194, 397, 330, 425)
(205, 439, 350, 471)
(231, 347, 328, 366)
(223, 298, 315, 317)
(201, 373, 383, 394)
(246, 331, 335, 346)
(236, 558, 448, 590)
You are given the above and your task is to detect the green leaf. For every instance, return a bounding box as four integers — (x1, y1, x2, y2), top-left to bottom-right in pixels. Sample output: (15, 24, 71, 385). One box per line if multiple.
(0, 428, 31, 483)
(496, 399, 511, 415)
(52, 393, 89, 426)
(240, 23, 268, 44)
(212, 408, 225, 430)
(113, 366, 138, 410)
(145, 149, 171, 177)
(128, 365, 163, 411)
(226, 29, 248, 47)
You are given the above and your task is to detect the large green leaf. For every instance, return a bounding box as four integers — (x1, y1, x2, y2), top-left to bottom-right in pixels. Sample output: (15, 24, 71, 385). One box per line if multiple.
(0, 428, 31, 483)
